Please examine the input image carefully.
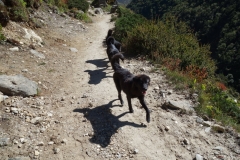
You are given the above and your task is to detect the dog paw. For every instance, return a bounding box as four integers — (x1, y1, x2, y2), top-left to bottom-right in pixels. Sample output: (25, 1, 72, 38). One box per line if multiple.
(147, 117, 150, 123)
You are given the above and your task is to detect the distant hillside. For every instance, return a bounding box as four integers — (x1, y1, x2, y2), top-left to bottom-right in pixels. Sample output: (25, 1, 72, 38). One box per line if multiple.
(127, 0, 240, 91)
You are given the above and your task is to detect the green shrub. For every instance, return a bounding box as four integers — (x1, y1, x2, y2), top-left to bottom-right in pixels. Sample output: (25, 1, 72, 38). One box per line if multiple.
(76, 12, 92, 23)
(0, 24, 6, 41)
(196, 83, 240, 131)
(122, 17, 216, 78)
(68, 0, 89, 12)
(114, 7, 146, 42)
(9, 0, 29, 22)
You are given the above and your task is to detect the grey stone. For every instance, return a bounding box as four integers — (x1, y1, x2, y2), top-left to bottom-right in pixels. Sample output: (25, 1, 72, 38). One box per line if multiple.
(212, 124, 225, 133)
(162, 100, 193, 111)
(213, 146, 223, 152)
(53, 147, 60, 154)
(203, 121, 212, 127)
(94, 8, 103, 14)
(9, 47, 19, 52)
(69, 47, 78, 53)
(205, 127, 211, 133)
(30, 49, 45, 59)
(31, 117, 42, 124)
(0, 74, 38, 97)
(0, 137, 10, 147)
(195, 154, 203, 160)
(196, 117, 204, 124)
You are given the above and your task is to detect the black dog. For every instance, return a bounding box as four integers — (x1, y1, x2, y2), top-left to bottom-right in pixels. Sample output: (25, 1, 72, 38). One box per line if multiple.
(106, 29, 122, 52)
(106, 29, 113, 41)
(111, 56, 151, 123)
(106, 37, 120, 62)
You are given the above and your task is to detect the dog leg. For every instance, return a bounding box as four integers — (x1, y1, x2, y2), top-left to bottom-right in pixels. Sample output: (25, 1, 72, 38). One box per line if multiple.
(113, 77, 124, 105)
(138, 97, 150, 123)
(127, 96, 134, 113)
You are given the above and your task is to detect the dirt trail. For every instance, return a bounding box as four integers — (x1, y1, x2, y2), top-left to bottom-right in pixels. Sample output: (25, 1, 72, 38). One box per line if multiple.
(1, 5, 240, 160)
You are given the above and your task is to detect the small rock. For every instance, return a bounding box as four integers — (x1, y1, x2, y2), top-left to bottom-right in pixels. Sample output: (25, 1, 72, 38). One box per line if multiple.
(69, 47, 78, 53)
(212, 124, 225, 133)
(202, 121, 212, 127)
(154, 86, 160, 90)
(30, 117, 42, 124)
(196, 117, 204, 124)
(37, 141, 44, 146)
(165, 126, 170, 131)
(133, 149, 138, 154)
(48, 141, 54, 145)
(195, 154, 203, 160)
(10, 107, 19, 114)
(9, 47, 19, 51)
(213, 146, 223, 152)
(53, 147, 60, 154)
(40, 128, 46, 133)
(13, 139, 18, 144)
(61, 139, 67, 144)
(0, 137, 10, 147)
(34, 150, 40, 156)
(22, 69, 28, 72)
(205, 127, 211, 133)
(183, 138, 189, 145)
(20, 138, 27, 144)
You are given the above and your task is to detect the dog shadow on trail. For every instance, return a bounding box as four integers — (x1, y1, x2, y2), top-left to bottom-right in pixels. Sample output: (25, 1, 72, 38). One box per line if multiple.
(73, 99, 146, 148)
(84, 58, 112, 85)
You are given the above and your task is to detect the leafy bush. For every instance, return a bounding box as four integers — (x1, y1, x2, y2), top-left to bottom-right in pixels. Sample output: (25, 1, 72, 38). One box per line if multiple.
(68, 0, 89, 12)
(7, 0, 29, 22)
(122, 17, 216, 79)
(76, 12, 92, 23)
(196, 83, 240, 130)
(25, 0, 42, 8)
(114, 7, 146, 42)
(0, 24, 6, 41)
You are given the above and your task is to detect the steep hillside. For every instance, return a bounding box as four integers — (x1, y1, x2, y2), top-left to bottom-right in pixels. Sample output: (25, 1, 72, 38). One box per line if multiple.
(127, 0, 240, 91)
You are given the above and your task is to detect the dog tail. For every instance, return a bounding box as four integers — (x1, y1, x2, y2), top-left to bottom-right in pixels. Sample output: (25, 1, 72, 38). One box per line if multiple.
(111, 53, 124, 71)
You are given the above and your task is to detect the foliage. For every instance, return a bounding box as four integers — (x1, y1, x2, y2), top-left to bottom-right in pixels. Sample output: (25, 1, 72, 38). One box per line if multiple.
(25, 0, 42, 8)
(91, 0, 99, 7)
(122, 17, 216, 79)
(67, 0, 89, 12)
(196, 84, 240, 130)
(75, 12, 92, 23)
(114, 7, 146, 42)
(10, 0, 29, 22)
(127, 0, 240, 92)
(0, 24, 6, 42)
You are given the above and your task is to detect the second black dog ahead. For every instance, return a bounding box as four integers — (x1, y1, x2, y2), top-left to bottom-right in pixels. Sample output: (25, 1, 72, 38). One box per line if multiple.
(111, 53, 151, 123)
(106, 29, 122, 52)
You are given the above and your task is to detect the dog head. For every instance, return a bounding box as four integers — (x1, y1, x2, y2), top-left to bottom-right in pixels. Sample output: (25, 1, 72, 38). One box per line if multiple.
(133, 74, 150, 95)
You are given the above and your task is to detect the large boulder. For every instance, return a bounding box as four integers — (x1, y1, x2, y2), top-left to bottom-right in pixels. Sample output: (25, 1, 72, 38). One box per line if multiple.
(0, 74, 38, 97)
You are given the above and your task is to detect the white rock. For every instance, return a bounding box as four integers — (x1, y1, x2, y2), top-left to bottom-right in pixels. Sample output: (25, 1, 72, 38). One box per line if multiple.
(9, 47, 19, 51)
(53, 147, 60, 154)
(22, 69, 28, 72)
(133, 149, 139, 154)
(69, 47, 78, 53)
(196, 154, 203, 160)
(35, 150, 40, 156)
(48, 141, 54, 145)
